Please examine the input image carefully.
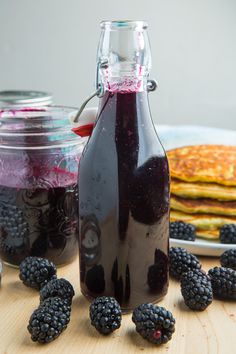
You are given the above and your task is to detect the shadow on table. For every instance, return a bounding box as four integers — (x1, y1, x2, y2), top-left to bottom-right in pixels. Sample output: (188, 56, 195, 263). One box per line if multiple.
(178, 298, 192, 312)
(126, 327, 170, 350)
(5, 280, 37, 298)
(70, 294, 102, 340)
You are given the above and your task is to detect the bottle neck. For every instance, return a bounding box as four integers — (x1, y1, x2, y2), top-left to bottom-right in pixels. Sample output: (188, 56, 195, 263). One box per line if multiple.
(100, 64, 148, 93)
(103, 76, 148, 93)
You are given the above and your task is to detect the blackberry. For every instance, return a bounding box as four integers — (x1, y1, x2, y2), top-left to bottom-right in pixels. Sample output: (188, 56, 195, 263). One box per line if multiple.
(169, 247, 201, 280)
(40, 278, 75, 305)
(132, 303, 175, 345)
(27, 297, 71, 343)
(85, 265, 105, 294)
(220, 224, 236, 244)
(208, 266, 236, 300)
(89, 296, 122, 335)
(170, 221, 196, 241)
(0, 204, 29, 259)
(147, 249, 168, 292)
(19, 256, 57, 290)
(129, 157, 169, 224)
(30, 237, 48, 257)
(220, 249, 236, 270)
(181, 269, 213, 310)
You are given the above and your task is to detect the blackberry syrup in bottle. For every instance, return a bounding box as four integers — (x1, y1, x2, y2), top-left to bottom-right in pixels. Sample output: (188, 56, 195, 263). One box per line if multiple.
(78, 21, 170, 311)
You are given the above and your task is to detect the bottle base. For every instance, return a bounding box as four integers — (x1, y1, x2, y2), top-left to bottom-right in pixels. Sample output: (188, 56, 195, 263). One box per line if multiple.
(121, 295, 167, 314)
(81, 289, 168, 314)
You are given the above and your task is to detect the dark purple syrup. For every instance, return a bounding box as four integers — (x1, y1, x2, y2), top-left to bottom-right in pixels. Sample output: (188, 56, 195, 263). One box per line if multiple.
(79, 91, 170, 310)
(0, 170, 79, 266)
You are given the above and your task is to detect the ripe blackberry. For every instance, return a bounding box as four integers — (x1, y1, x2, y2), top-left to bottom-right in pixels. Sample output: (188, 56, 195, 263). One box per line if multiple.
(169, 247, 201, 280)
(170, 221, 196, 241)
(89, 296, 122, 335)
(220, 249, 236, 270)
(19, 256, 57, 290)
(0, 204, 29, 259)
(181, 269, 213, 310)
(220, 224, 236, 244)
(129, 157, 169, 224)
(208, 266, 236, 300)
(85, 265, 105, 294)
(147, 249, 168, 292)
(30, 237, 48, 257)
(40, 278, 75, 305)
(132, 303, 175, 345)
(27, 297, 71, 343)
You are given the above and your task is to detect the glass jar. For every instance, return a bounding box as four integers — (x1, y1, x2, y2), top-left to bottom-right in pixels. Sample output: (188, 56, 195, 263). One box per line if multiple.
(0, 106, 85, 266)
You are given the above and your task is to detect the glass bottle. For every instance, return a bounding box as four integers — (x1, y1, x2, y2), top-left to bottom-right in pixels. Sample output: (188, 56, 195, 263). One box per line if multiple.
(78, 20, 170, 311)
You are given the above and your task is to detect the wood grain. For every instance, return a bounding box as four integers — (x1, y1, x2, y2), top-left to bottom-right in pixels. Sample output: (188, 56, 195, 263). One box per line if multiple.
(0, 257, 235, 354)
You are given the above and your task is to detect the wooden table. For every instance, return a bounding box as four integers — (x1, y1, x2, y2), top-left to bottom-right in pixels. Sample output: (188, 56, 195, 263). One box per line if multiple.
(0, 257, 235, 354)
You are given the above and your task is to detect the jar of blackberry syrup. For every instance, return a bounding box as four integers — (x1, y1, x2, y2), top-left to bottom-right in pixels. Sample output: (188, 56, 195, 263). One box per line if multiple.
(0, 106, 84, 266)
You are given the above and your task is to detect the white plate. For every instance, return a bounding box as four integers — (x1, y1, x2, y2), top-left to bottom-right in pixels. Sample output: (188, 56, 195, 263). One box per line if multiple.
(157, 124, 236, 150)
(157, 124, 236, 256)
(170, 238, 236, 257)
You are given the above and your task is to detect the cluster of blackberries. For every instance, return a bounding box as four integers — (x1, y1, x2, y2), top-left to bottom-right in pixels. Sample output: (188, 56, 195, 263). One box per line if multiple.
(89, 297, 175, 345)
(19, 256, 176, 346)
(170, 221, 236, 244)
(19, 257, 75, 343)
(169, 247, 213, 310)
(18, 244, 236, 347)
(170, 221, 196, 241)
(89, 245, 235, 344)
(169, 246, 236, 310)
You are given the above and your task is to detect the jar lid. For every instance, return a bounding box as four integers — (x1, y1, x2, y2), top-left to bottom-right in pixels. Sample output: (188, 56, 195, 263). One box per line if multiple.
(0, 106, 86, 149)
(0, 90, 52, 107)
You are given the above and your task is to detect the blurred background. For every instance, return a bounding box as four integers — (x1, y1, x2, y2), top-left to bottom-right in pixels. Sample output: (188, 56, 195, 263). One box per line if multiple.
(0, 0, 235, 129)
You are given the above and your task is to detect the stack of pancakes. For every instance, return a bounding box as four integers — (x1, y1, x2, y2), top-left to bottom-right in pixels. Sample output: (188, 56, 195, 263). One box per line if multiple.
(167, 145, 236, 240)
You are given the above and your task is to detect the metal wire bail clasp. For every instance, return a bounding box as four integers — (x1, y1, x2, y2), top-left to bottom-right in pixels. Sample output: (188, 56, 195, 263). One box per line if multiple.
(73, 60, 108, 123)
(73, 61, 158, 123)
(147, 79, 158, 92)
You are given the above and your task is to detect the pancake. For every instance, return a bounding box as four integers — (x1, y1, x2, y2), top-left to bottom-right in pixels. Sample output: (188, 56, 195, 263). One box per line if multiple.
(196, 230, 219, 240)
(167, 145, 236, 186)
(171, 195, 236, 216)
(170, 210, 236, 230)
(171, 178, 236, 201)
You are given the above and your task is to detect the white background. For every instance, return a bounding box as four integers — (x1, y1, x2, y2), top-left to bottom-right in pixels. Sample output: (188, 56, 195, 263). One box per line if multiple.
(0, 0, 235, 129)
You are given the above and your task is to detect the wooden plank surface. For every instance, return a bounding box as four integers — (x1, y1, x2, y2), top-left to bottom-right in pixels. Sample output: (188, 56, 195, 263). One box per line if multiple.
(0, 257, 235, 354)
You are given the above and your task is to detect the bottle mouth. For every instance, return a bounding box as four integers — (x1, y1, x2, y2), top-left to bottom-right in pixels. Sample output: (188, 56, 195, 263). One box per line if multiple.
(100, 20, 148, 31)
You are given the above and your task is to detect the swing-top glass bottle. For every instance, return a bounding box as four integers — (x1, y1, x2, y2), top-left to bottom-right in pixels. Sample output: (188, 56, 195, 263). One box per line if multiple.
(78, 20, 170, 311)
